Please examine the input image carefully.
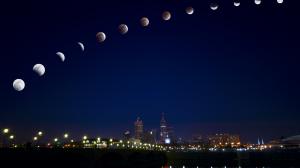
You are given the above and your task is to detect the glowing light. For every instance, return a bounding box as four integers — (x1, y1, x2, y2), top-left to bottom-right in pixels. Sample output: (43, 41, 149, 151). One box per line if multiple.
(9, 135, 14, 139)
(33, 137, 38, 141)
(83, 136, 88, 140)
(54, 138, 58, 142)
(38, 131, 43, 136)
(3, 128, 9, 134)
(64, 133, 69, 139)
(109, 138, 113, 142)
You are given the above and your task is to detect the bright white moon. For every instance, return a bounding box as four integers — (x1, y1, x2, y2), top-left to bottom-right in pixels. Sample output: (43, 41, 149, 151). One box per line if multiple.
(13, 79, 25, 91)
(33, 64, 45, 76)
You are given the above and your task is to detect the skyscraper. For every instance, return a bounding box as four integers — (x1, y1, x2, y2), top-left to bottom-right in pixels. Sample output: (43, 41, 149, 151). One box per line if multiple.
(160, 112, 168, 144)
(134, 117, 143, 140)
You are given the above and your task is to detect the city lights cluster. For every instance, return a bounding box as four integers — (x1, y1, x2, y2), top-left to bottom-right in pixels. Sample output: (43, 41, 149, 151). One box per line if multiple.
(0, 128, 287, 152)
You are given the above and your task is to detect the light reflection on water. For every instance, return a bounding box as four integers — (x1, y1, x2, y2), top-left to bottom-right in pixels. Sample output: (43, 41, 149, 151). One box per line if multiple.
(163, 166, 268, 168)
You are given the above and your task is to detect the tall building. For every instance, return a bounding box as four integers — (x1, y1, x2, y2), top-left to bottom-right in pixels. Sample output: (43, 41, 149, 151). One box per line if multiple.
(160, 112, 169, 144)
(134, 117, 143, 140)
(142, 129, 157, 144)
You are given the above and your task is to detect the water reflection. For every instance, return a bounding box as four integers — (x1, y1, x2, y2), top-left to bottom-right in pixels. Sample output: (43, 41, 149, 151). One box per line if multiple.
(163, 166, 268, 168)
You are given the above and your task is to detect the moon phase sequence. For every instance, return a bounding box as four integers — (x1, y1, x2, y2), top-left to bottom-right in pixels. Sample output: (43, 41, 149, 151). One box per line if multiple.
(11, 2, 284, 92)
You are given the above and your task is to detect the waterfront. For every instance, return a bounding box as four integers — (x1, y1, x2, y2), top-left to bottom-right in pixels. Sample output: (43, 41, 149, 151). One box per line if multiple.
(0, 148, 299, 168)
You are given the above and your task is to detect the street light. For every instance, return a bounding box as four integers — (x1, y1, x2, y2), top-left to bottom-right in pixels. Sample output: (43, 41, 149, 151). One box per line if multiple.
(3, 128, 9, 134)
(33, 137, 38, 141)
(9, 135, 14, 140)
(83, 136, 87, 140)
(64, 133, 69, 139)
(54, 138, 58, 142)
(38, 131, 43, 136)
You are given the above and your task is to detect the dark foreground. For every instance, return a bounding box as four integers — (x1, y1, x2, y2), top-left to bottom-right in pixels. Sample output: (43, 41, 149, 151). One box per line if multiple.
(0, 148, 300, 168)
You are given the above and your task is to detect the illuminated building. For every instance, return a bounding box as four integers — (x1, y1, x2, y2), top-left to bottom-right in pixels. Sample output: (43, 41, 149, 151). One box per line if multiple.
(134, 117, 144, 140)
(142, 129, 157, 144)
(208, 133, 241, 148)
(160, 112, 168, 144)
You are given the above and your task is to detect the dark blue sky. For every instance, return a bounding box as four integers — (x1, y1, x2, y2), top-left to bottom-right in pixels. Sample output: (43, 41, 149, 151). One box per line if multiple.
(0, 0, 299, 143)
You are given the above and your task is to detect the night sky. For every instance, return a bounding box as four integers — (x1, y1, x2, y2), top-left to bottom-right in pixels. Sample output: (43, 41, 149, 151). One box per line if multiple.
(0, 0, 299, 143)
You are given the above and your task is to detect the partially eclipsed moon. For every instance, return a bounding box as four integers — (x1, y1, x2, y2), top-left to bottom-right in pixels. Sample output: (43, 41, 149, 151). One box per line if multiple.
(210, 3, 219, 10)
(96, 32, 106, 43)
(140, 17, 150, 27)
(78, 42, 84, 52)
(186, 7, 194, 15)
(162, 11, 171, 21)
(255, 0, 262, 5)
(277, 0, 283, 4)
(13, 79, 25, 91)
(56, 52, 65, 62)
(234, 1, 241, 7)
(118, 24, 129, 35)
(33, 64, 46, 76)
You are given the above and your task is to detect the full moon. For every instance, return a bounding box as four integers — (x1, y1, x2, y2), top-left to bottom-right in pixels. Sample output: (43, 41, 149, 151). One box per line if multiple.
(118, 24, 129, 35)
(210, 3, 219, 10)
(33, 64, 45, 76)
(13, 79, 25, 91)
(96, 32, 106, 43)
(234, 1, 241, 7)
(162, 11, 171, 21)
(277, 0, 283, 4)
(56, 52, 65, 62)
(255, 0, 262, 5)
(140, 17, 150, 27)
(186, 7, 194, 15)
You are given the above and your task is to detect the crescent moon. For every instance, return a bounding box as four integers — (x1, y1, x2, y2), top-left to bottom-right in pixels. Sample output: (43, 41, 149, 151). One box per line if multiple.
(234, 2, 241, 7)
(33, 64, 46, 76)
(56, 52, 65, 62)
(210, 3, 219, 11)
(78, 42, 85, 52)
